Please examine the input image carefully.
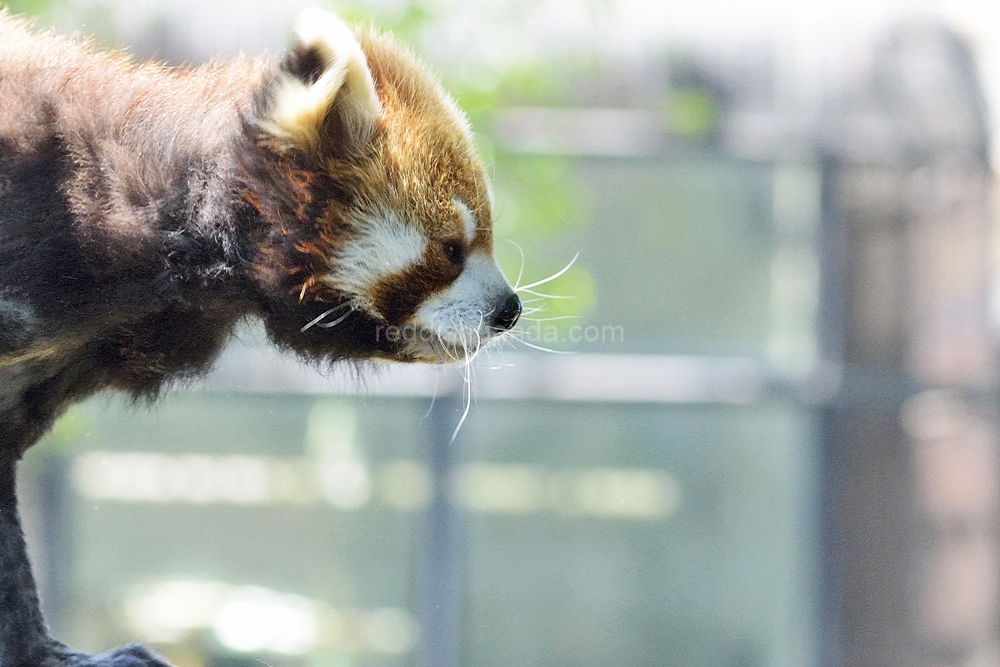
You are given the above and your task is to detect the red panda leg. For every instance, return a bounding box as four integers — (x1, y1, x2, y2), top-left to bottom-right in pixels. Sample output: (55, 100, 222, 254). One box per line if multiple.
(0, 455, 174, 667)
(0, 456, 53, 667)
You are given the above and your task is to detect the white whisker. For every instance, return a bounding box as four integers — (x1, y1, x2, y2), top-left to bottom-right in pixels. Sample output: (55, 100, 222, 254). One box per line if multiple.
(506, 239, 527, 291)
(511, 338, 576, 355)
(452, 326, 475, 442)
(317, 309, 354, 328)
(517, 288, 576, 300)
(521, 315, 581, 322)
(300, 302, 351, 332)
(516, 252, 578, 291)
(422, 371, 441, 419)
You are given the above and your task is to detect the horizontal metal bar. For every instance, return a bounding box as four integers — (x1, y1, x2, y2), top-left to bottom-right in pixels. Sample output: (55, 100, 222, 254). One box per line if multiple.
(200, 346, 775, 404)
(192, 345, 1000, 407)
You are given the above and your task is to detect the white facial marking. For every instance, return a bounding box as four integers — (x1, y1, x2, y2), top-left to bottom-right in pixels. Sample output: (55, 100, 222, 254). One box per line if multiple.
(455, 200, 477, 244)
(330, 211, 426, 303)
(408, 253, 512, 357)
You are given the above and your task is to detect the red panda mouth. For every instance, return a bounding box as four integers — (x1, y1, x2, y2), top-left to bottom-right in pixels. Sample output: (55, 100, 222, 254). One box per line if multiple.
(397, 293, 521, 364)
(286, 292, 517, 365)
(395, 325, 491, 364)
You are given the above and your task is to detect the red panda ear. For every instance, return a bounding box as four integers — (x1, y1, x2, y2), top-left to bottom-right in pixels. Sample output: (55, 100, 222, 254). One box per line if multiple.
(261, 8, 382, 154)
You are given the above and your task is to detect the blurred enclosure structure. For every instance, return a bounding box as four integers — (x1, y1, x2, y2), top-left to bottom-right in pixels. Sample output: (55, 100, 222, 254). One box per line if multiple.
(10, 1, 1000, 667)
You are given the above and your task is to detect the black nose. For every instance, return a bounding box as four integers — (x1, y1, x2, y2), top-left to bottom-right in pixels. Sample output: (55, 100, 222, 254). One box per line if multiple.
(491, 293, 521, 332)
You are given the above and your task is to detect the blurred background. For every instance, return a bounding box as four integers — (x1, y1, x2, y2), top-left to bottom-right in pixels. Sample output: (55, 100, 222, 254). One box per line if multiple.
(8, 0, 1000, 665)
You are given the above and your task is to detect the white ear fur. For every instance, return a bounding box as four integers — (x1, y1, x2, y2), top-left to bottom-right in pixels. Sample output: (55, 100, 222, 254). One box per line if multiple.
(262, 7, 382, 150)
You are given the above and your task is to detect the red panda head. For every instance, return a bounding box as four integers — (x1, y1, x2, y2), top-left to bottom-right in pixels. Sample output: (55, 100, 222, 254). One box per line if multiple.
(246, 9, 520, 364)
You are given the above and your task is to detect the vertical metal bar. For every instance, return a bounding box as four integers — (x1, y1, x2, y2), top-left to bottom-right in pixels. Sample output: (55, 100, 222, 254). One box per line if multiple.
(34, 454, 70, 637)
(816, 154, 846, 667)
(415, 394, 464, 667)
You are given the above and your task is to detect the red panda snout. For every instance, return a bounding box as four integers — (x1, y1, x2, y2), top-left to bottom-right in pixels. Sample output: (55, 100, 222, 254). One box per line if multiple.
(491, 292, 523, 332)
(403, 252, 518, 362)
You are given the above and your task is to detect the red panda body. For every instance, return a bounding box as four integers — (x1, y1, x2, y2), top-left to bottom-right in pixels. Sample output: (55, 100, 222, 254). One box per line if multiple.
(0, 10, 519, 667)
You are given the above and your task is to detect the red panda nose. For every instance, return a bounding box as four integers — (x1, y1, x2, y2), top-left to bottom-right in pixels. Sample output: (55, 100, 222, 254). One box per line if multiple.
(491, 293, 522, 332)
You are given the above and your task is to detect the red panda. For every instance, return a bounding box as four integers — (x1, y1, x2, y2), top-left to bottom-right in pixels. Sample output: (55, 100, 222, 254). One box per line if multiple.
(0, 8, 519, 667)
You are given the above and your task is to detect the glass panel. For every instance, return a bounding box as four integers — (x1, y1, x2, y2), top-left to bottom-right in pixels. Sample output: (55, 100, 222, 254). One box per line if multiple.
(504, 153, 776, 357)
(458, 401, 818, 667)
(26, 392, 817, 667)
(38, 393, 429, 667)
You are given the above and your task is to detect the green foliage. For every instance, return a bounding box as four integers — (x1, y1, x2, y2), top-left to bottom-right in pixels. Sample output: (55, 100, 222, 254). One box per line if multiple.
(47, 406, 91, 447)
(493, 156, 584, 237)
(482, 148, 591, 325)
(28, 406, 93, 461)
(335, 0, 437, 47)
(495, 62, 570, 107)
(3, 0, 57, 16)
(665, 88, 717, 138)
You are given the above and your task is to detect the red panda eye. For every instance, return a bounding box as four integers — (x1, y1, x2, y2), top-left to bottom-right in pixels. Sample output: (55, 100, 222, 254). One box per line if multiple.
(442, 241, 465, 268)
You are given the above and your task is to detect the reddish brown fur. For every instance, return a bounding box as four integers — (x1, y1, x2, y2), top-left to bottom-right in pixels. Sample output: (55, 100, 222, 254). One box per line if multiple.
(353, 30, 492, 249)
